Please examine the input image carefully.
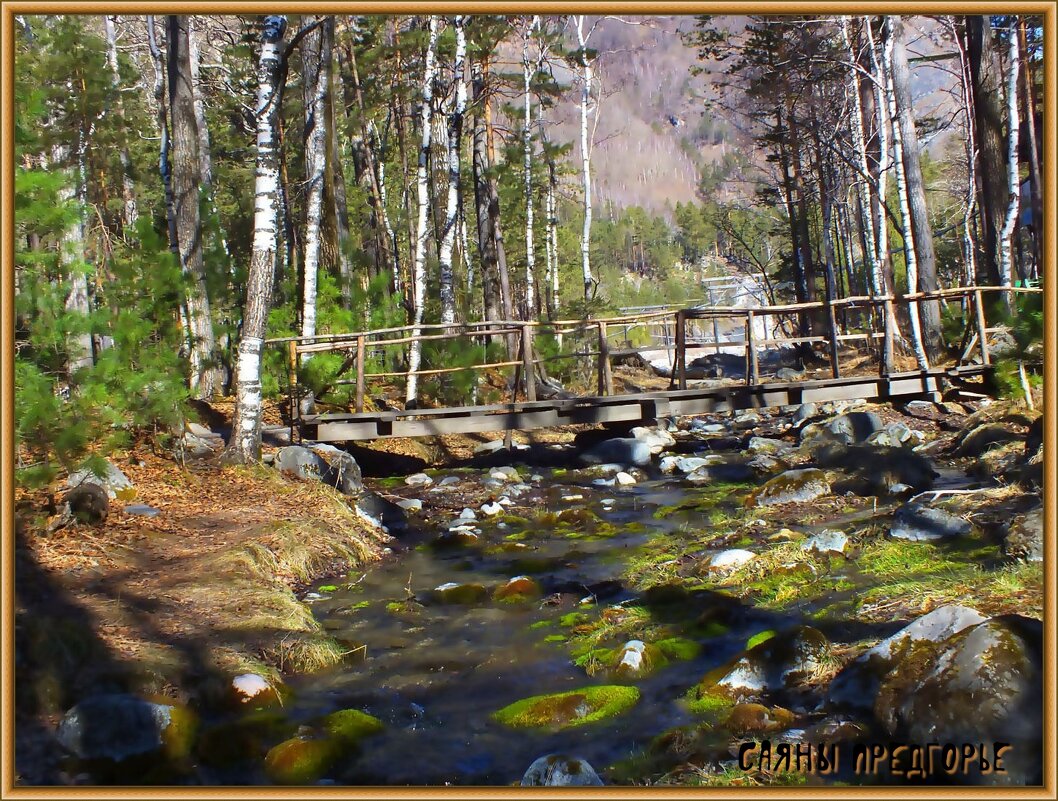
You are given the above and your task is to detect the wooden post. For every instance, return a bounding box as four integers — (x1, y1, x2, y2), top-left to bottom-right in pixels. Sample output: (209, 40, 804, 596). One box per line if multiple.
(288, 340, 299, 422)
(745, 311, 759, 385)
(355, 334, 366, 413)
(665, 317, 676, 388)
(882, 299, 894, 376)
(676, 310, 688, 390)
(706, 284, 721, 354)
(597, 321, 613, 396)
(826, 298, 840, 379)
(521, 324, 536, 402)
(974, 289, 991, 365)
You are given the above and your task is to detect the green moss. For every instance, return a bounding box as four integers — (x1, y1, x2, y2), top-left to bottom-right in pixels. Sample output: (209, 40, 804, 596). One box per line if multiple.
(529, 619, 554, 630)
(573, 647, 615, 671)
(559, 611, 593, 628)
(745, 629, 776, 650)
(317, 585, 338, 593)
(655, 637, 702, 661)
(685, 689, 735, 719)
(159, 703, 198, 761)
(492, 685, 640, 730)
(320, 709, 384, 743)
(543, 634, 567, 643)
(696, 620, 731, 638)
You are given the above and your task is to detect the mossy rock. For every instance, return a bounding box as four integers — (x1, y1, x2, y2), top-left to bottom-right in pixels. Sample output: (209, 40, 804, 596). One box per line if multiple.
(432, 530, 481, 549)
(749, 468, 830, 507)
(263, 735, 343, 785)
(684, 686, 735, 719)
(196, 710, 297, 767)
(492, 685, 640, 730)
(319, 709, 384, 743)
(745, 630, 777, 650)
(611, 640, 667, 679)
(494, 575, 543, 604)
(431, 582, 488, 605)
(724, 703, 796, 736)
(158, 703, 199, 761)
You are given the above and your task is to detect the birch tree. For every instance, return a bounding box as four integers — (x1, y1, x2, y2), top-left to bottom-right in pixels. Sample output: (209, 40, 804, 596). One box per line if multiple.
(406, 15, 440, 405)
(439, 15, 467, 326)
(520, 16, 540, 318)
(54, 143, 94, 374)
(300, 16, 333, 355)
(227, 15, 287, 463)
(168, 15, 219, 398)
(574, 15, 596, 301)
(146, 16, 178, 255)
(999, 17, 1020, 301)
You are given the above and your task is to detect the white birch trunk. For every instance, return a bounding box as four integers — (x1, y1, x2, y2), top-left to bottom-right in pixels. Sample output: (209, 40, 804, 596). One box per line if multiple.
(228, 15, 286, 462)
(300, 17, 331, 358)
(576, 16, 595, 301)
(883, 16, 929, 370)
(999, 19, 1020, 298)
(865, 19, 890, 285)
(406, 16, 440, 404)
(522, 17, 539, 318)
(952, 18, 978, 287)
(439, 15, 466, 326)
(840, 17, 881, 297)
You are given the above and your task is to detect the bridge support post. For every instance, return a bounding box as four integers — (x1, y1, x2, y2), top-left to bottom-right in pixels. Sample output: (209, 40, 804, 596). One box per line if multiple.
(974, 289, 991, 365)
(826, 299, 840, 378)
(676, 310, 687, 390)
(355, 334, 366, 413)
(521, 324, 536, 401)
(882, 298, 895, 376)
(745, 311, 759, 386)
(597, 321, 613, 396)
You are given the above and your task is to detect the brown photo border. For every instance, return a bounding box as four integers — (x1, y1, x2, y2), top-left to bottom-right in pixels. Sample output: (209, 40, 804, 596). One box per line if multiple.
(0, 3, 1055, 798)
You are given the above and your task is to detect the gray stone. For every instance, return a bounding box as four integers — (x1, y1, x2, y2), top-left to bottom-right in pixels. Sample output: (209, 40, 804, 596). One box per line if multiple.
(954, 423, 1022, 458)
(752, 468, 830, 506)
(57, 694, 182, 762)
(686, 462, 757, 484)
(124, 504, 160, 517)
(580, 437, 652, 468)
(631, 426, 676, 453)
(66, 460, 133, 500)
(877, 615, 1042, 785)
(827, 605, 987, 713)
(890, 502, 971, 541)
(396, 498, 423, 512)
(275, 446, 328, 481)
(708, 549, 756, 571)
(615, 471, 636, 486)
(438, 476, 461, 487)
(673, 455, 718, 473)
(791, 402, 817, 425)
(1003, 504, 1043, 562)
(715, 626, 830, 696)
(309, 443, 364, 497)
(747, 437, 793, 456)
(801, 529, 849, 556)
(521, 755, 604, 786)
(801, 411, 884, 448)
(186, 421, 218, 438)
(405, 472, 433, 486)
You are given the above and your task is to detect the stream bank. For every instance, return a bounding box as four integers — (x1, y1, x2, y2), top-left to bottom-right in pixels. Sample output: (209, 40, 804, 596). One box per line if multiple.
(15, 396, 1045, 786)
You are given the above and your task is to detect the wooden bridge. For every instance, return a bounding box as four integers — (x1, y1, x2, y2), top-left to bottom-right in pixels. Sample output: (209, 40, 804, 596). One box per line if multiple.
(267, 285, 1038, 443)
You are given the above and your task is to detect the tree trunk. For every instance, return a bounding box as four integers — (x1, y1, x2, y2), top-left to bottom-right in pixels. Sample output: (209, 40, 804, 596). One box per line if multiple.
(146, 16, 178, 255)
(472, 56, 503, 332)
(882, 16, 929, 370)
(545, 155, 559, 321)
(439, 15, 467, 326)
(1018, 18, 1043, 277)
(521, 17, 539, 318)
(967, 15, 1006, 287)
(327, 59, 354, 308)
(999, 18, 1021, 299)
(103, 15, 138, 232)
(889, 15, 942, 358)
(575, 16, 595, 301)
(168, 15, 218, 398)
(952, 17, 978, 287)
(227, 15, 286, 463)
(406, 15, 440, 405)
(53, 144, 94, 375)
(300, 16, 332, 355)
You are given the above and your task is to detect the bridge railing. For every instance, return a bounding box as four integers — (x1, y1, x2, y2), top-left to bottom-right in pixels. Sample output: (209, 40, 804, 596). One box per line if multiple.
(265, 284, 1040, 419)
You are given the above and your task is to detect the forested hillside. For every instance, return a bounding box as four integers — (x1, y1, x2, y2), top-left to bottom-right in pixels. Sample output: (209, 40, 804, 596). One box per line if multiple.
(13, 12, 1044, 479)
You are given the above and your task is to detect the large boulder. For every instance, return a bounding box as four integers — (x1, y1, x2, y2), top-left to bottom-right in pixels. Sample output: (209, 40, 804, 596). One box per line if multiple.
(631, 426, 676, 454)
(57, 694, 197, 762)
(875, 615, 1042, 785)
(66, 460, 133, 501)
(1003, 504, 1043, 562)
(800, 410, 884, 448)
(696, 626, 830, 700)
(580, 437, 652, 468)
(818, 444, 938, 496)
(953, 423, 1022, 458)
(827, 605, 987, 713)
(274, 444, 364, 498)
(275, 446, 329, 482)
(750, 468, 830, 506)
(521, 755, 603, 786)
(890, 502, 971, 542)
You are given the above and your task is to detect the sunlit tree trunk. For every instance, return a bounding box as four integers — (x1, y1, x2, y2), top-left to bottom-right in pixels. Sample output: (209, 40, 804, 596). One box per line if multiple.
(889, 15, 941, 358)
(575, 15, 595, 301)
(406, 15, 440, 405)
(168, 15, 218, 398)
(999, 17, 1020, 302)
(439, 15, 466, 326)
(521, 16, 539, 317)
(227, 15, 286, 463)
(1018, 18, 1042, 277)
(52, 143, 94, 375)
(300, 16, 332, 356)
(882, 16, 929, 370)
